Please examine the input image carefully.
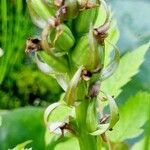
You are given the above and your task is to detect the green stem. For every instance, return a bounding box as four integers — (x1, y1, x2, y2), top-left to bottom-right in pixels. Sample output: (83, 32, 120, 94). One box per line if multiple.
(75, 100, 101, 150)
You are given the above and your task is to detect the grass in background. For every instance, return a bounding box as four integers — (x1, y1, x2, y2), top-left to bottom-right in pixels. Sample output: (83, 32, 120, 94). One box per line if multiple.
(0, 0, 61, 109)
(0, 0, 32, 82)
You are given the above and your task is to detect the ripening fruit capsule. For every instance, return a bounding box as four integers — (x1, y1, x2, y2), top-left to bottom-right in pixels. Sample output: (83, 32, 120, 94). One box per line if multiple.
(49, 24, 75, 52)
(71, 27, 104, 71)
(27, 0, 55, 20)
(73, 3, 99, 36)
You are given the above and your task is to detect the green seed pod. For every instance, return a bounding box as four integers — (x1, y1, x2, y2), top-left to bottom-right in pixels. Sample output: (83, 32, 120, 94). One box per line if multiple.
(71, 27, 104, 71)
(38, 51, 69, 73)
(27, 0, 55, 21)
(73, 2, 99, 36)
(49, 24, 75, 52)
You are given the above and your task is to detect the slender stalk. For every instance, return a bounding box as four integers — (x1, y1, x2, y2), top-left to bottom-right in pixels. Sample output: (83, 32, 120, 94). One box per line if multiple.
(75, 100, 101, 150)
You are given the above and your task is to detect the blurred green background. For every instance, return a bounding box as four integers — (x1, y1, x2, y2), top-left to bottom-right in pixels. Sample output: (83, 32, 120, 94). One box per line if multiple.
(0, 0, 149, 149)
(0, 0, 62, 109)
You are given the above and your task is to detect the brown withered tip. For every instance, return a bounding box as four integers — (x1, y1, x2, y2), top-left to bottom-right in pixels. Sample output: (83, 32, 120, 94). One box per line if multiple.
(56, 5, 67, 20)
(25, 38, 42, 53)
(81, 69, 92, 81)
(58, 122, 75, 139)
(85, 2, 99, 9)
(48, 17, 60, 27)
(93, 22, 110, 44)
(93, 30, 108, 45)
(88, 81, 100, 98)
(97, 22, 110, 34)
(101, 133, 107, 142)
(100, 114, 110, 124)
(80, 1, 99, 10)
(91, 65, 103, 74)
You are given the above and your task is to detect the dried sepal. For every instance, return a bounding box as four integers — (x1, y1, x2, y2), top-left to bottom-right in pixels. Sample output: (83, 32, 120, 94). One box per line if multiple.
(41, 17, 59, 55)
(90, 93, 119, 136)
(44, 102, 75, 135)
(93, 0, 111, 45)
(88, 81, 100, 98)
(78, 0, 99, 10)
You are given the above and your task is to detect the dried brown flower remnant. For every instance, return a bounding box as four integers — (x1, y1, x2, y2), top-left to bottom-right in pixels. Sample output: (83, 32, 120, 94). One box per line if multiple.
(93, 22, 110, 45)
(25, 38, 42, 53)
(88, 81, 100, 98)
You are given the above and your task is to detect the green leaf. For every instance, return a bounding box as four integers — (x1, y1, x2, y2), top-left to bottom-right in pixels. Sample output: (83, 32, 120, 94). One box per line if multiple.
(108, 92, 150, 142)
(0, 107, 45, 150)
(101, 42, 150, 97)
(11, 140, 32, 150)
(55, 137, 79, 150)
(45, 130, 80, 150)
